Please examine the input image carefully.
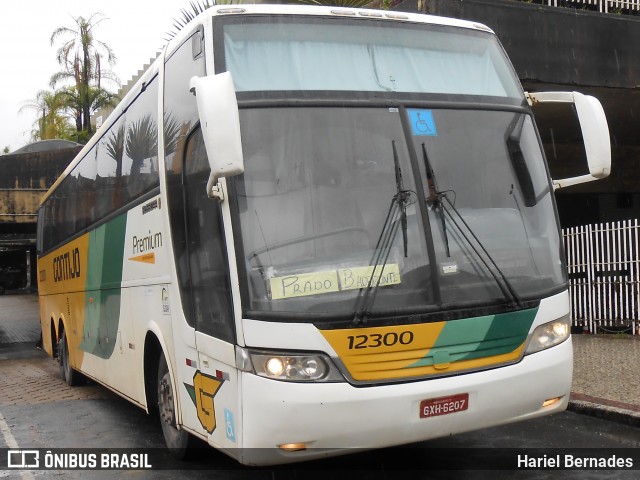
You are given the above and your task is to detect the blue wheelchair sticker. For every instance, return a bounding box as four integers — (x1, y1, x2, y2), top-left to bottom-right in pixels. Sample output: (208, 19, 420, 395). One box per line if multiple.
(408, 109, 437, 136)
(224, 408, 236, 443)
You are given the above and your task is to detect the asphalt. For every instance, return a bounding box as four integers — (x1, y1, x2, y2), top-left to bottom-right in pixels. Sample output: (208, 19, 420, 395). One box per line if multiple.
(1, 291, 639, 427)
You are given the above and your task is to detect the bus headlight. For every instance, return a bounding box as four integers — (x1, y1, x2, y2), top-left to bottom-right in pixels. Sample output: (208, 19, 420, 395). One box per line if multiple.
(524, 315, 571, 355)
(238, 349, 344, 382)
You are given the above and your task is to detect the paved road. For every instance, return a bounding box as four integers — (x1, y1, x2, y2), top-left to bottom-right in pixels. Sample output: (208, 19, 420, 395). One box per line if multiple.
(2, 378, 640, 479)
(2, 292, 640, 479)
(0, 293, 39, 345)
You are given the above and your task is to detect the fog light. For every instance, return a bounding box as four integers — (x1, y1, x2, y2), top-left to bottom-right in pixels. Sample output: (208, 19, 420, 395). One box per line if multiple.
(279, 442, 307, 452)
(542, 397, 562, 408)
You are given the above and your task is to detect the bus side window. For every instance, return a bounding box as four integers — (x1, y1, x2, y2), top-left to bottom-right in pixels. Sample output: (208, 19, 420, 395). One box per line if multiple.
(182, 127, 235, 342)
(164, 27, 206, 329)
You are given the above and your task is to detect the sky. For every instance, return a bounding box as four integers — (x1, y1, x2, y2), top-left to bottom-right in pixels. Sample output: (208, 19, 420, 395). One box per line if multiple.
(0, 0, 194, 152)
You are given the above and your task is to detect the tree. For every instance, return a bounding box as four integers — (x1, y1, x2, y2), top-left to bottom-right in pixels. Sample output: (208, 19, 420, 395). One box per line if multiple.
(126, 115, 157, 175)
(105, 123, 126, 178)
(166, 0, 216, 40)
(19, 89, 74, 141)
(57, 85, 119, 143)
(50, 13, 119, 139)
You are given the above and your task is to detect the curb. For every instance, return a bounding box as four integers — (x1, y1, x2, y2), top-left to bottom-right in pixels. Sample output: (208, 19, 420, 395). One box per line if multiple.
(568, 398, 640, 428)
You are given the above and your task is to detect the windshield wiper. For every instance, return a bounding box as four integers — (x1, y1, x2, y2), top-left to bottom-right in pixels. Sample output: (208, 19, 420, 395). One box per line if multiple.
(420, 142, 521, 308)
(352, 140, 414, 325)
(440, 194, 523, 309)
(393, 141, 410, 258)
(422, 143, 450, 258)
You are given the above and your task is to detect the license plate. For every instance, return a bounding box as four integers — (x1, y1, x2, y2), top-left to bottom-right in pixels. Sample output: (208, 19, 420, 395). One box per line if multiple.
(420, 393, 469, 418)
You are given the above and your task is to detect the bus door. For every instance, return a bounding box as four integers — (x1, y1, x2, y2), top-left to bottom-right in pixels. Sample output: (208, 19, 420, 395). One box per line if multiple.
(179, 127, 240, 449)
(163, 28, 240, 448)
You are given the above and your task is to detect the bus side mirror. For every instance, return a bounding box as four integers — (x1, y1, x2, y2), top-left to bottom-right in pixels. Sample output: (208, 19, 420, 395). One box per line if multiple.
(190, 72, 244, 200)
(526, 91, 611, 190)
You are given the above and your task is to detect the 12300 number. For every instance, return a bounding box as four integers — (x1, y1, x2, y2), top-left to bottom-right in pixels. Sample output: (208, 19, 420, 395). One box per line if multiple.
(347, 331, 414, 350)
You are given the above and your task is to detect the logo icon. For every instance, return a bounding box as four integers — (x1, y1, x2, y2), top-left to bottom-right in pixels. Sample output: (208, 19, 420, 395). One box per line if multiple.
(8, 450, 40, 468)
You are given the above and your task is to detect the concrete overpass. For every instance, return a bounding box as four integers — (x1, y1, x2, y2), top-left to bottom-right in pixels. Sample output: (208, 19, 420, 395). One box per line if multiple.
(399, 0, 640, 227)
(0, 142, 81, 291)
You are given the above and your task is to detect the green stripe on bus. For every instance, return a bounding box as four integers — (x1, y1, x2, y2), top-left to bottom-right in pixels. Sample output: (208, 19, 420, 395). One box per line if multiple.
(408, 308, 537, 367)
(81, 214, 128, 359)
(437, 308, 537, 362)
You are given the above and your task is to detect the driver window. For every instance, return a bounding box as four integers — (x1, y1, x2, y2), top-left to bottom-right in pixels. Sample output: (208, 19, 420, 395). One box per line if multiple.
(182, 127, 235, 342)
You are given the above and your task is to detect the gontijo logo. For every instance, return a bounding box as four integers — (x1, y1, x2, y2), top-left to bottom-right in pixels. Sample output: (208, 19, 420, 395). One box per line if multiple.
(53, 247, 81, 282)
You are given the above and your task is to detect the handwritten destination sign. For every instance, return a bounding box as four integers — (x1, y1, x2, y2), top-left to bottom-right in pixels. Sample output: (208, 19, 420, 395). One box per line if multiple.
(269, 264, 401, 300)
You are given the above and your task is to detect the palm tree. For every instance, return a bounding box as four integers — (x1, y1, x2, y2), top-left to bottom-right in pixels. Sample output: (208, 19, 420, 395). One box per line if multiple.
(166, 1, 216, 40)
(163, 113, 182, 158)
(20, 89, 74, 141)
(50, 13, 119, 138)
(126, 115, 158, 175)
(57, 85, 119, 142)
(105, 123, 126, 178)
(104, 122, 127, 207)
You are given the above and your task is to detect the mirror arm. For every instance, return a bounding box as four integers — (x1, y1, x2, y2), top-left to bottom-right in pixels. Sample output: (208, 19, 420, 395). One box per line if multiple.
(552, 174, 599, 191)
(206, 174, 224, 201)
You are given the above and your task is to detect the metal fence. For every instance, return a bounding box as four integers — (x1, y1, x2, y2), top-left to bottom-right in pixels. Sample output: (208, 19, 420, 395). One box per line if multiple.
(562, 220, 640, 334)
(542, 0, 640, 13)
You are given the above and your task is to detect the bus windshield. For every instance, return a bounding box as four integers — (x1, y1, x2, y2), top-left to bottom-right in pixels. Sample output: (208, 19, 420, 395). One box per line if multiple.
(221, 16, 523, 99)
(234, 106, 566, 319)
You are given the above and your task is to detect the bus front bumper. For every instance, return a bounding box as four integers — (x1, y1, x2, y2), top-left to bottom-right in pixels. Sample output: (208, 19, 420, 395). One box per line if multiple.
(237, 337, 572, 465)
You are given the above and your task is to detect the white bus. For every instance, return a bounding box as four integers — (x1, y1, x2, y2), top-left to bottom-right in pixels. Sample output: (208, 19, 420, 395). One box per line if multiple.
(37, 4, 611, 466)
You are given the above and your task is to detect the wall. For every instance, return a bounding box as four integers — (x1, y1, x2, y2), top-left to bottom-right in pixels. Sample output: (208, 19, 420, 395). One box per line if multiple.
(408, 0, 640, 89)
(0, 146, 80, 225)
(0, 146, 80, 291)
(397, 0, 640, 227)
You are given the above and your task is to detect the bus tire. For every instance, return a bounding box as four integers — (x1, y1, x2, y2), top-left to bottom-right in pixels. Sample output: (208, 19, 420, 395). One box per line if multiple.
(58, 329, 86, 386)
(158, 353, 192, 458)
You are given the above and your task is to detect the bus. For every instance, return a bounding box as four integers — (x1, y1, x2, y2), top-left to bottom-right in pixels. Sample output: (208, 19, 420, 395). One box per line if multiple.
(37, 4, 611, 466)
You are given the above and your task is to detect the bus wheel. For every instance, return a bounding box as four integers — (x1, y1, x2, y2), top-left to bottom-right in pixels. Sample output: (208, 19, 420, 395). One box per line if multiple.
(158, 353, 191, 458)
(58, 329, 86, 386)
